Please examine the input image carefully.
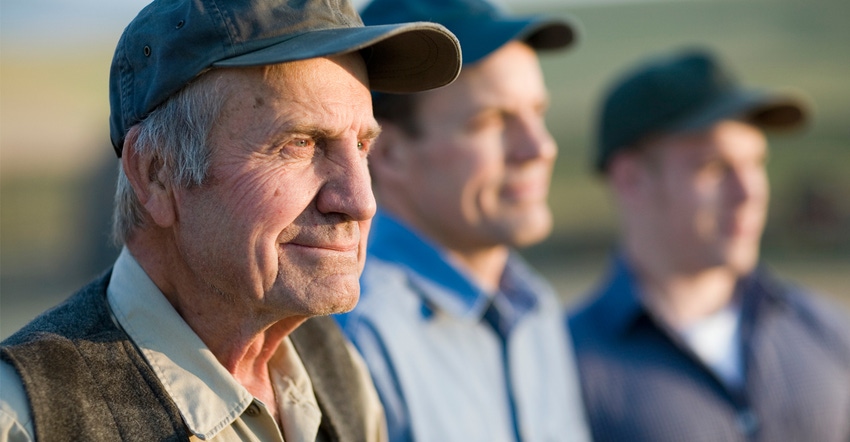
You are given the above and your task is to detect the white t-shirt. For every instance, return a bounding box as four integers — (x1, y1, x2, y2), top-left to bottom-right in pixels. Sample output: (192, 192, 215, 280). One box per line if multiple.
(678, 302, 744, 389)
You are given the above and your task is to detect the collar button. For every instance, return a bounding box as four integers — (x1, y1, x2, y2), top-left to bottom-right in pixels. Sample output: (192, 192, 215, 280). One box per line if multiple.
(245, 403, 261, 417)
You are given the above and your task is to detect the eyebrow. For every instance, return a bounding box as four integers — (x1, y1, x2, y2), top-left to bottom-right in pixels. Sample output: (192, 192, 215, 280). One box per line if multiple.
(362, 125, 382, 141)
(287, 124, 382, 141)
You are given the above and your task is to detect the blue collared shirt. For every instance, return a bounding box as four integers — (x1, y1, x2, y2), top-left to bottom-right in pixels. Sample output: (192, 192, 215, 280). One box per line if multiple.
(337, 211, 590, 442)
(568, 254, 850, 442)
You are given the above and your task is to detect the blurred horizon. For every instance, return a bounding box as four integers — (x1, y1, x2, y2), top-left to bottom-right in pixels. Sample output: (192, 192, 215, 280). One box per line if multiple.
(1, 0, 667, 53)
(2, 0, 849, 338)
(0, 0, 695, 177)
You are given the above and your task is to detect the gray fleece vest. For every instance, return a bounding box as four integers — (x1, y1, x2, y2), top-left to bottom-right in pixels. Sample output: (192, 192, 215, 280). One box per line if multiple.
(1, 271, 369, 442)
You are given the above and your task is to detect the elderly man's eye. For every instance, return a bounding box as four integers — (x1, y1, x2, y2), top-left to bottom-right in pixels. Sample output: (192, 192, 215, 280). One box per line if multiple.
(278, 137, 317, 158)
(357, 140, 375, 156)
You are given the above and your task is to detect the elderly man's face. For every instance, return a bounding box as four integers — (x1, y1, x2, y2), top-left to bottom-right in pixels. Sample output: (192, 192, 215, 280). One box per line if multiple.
(394, 41, 556, 251)
(633, 120, 769, 275)
(172, 54, 378, 317)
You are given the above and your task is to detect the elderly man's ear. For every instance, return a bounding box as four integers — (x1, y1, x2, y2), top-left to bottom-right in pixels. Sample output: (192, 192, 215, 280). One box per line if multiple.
(121, 126, 177, 228)
(368, 124, 414, 184)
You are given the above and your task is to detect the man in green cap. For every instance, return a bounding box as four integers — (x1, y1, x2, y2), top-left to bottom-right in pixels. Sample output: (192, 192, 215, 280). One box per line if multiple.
(569, 48, 850, 442)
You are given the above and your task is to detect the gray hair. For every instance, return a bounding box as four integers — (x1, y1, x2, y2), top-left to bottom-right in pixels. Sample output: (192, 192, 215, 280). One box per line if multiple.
(112, 72, 226, 245)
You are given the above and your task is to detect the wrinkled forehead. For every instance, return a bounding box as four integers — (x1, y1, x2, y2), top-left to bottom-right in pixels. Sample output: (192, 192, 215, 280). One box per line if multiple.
(210, 53, 369, 97)
(207, 56, 377, 140)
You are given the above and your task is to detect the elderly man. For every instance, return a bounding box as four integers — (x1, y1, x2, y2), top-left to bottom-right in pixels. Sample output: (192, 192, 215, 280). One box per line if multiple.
(335, 0, 590, 440)
(0, 0, 461, 440)
(568, 48, 850, 441)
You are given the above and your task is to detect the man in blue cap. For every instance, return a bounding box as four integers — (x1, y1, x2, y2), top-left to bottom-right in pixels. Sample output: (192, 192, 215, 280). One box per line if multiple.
(0, 0, 461, 440)
(335, 0, 590, 440)
(568, 48, 850, 441)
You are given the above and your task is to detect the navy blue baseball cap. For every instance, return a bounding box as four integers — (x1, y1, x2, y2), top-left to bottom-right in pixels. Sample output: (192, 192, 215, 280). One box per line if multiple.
(360, 0, 577, 66)
(109, 0, 463, 156)
(596, 48, 807, 173)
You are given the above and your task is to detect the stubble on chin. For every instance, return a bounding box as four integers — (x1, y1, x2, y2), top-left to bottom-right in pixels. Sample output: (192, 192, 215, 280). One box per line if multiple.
(273, 251, 361, 317)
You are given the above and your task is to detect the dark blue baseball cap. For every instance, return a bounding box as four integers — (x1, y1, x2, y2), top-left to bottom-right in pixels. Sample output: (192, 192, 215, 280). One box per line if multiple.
(360, 0, 577, 66)
(596, 48, 807, 173)
(109, 0, 463, 156)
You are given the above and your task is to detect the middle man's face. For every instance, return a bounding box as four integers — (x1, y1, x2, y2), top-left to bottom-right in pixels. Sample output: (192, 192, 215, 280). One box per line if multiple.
(400, 41, 557, 253)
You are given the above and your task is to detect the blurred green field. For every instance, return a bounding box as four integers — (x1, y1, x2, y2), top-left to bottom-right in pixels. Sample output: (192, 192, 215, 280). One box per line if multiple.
(2, 0, 849, 338)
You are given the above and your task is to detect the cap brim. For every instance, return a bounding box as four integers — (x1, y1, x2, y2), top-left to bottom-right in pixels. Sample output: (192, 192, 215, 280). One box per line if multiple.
(522, 17, 578, 51)
(672, 89, 808, 133)
(443, 16, 576, 65)
(213, 22, 461, 93)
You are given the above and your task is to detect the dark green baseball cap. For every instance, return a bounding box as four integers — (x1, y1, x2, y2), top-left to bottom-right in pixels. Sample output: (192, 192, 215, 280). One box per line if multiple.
(595, 48, 807, 173)
(360, 0, 577, 66)
(109, 0, 463, 156)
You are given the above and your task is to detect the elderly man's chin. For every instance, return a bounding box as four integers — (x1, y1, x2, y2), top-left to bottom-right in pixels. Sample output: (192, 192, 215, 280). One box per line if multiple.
(272, 249, 364, 316)
(272, 274, 361, 317)
(308, 279, 361, 316)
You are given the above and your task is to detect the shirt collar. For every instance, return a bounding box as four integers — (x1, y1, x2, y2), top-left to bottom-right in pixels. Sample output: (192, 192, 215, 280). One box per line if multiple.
(736, 264, 791, 318)
(366, 210, 541, 324)
(592, 254, 652, 338)
(594, 254, 791, 339)
(107, 248, 255, 440)
(496, 253, 547, 331)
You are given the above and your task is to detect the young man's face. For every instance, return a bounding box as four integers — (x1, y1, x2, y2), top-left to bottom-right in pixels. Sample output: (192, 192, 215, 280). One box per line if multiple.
(633, 120, 770, 275)
(389, 41, 557, 254)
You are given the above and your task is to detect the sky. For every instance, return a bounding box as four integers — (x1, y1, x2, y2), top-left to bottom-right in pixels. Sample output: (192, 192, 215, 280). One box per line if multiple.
(1, 1, 152, 49)
(1, 0, 682, 52)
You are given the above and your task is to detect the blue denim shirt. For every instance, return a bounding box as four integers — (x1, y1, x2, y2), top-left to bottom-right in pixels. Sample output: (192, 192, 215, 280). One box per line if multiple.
(337, 211, 590, 442)
(568, 254, 850, 442)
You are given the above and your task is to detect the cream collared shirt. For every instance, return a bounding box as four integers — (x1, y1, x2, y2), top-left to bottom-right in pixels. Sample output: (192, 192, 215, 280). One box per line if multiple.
(0, 248, 386, 442)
